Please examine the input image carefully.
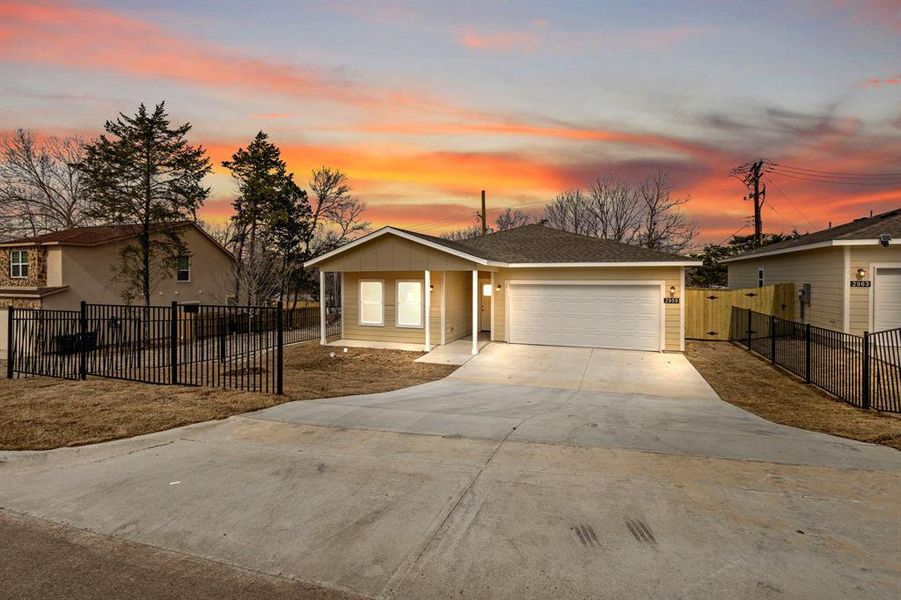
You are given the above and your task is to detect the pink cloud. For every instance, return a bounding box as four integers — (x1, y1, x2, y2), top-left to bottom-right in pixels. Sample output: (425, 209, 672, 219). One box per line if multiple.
(456, 26, 542, 52)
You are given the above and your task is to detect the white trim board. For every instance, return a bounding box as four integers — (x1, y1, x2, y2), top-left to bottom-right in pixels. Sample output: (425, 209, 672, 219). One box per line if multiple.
(722, 239, 901, 263)
(869, 262, 901, 332)
(304, 227, 488, 267)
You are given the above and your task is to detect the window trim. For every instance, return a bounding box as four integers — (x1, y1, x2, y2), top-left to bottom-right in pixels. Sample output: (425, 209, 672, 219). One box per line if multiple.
(358, 279, 385, 327)
(757, 267, 765, 288)
(176, 255, 191, 283)
(9, 249, 29, 279)
(395, 279, 425, 329)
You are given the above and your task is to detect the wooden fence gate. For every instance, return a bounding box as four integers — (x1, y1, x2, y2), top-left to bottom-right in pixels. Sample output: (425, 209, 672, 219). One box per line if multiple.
(685, 283, 795, 340)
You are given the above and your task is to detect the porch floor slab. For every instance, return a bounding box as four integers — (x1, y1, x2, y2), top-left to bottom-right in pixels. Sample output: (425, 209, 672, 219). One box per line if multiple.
(327, 339, 424, 352)
(415, 334, 491, 365)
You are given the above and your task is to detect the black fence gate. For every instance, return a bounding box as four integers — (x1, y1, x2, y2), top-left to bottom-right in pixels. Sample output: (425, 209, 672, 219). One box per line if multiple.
(6, 301, 341, 394)
(731, 307, 901, 412)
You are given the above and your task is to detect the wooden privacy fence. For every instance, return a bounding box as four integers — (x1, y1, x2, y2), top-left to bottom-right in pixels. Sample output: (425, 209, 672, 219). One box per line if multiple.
(685, 283, 795, 340)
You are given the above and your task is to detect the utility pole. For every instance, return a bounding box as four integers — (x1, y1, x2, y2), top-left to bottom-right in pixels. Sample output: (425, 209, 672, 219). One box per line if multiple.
(731, 160, 769, 248)
(480, 190, 487, 235)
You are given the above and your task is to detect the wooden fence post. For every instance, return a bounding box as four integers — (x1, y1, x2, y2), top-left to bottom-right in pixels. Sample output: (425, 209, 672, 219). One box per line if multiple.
(862, 331, 870, 410)
(6, 305, 14, 379)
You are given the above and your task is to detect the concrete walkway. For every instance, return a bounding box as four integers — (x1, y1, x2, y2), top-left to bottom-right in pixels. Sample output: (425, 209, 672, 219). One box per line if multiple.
(1, 344, 899, 599)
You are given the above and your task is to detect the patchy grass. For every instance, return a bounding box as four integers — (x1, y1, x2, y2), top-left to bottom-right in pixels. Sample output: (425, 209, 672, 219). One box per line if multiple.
(686, 341, 901, 450)
(0, 343, 455, 451)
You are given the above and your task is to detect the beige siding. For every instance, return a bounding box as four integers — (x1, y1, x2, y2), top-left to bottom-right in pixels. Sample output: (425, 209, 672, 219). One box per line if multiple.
(40, 226, 235, 311)
(492, 266, 683, 351)
(443, 270, 473, 343)
(727, 247, 844, 331)
(317, 235, 479, 272)
(342, 271, 442, 347)
(849, 245, 901, 334)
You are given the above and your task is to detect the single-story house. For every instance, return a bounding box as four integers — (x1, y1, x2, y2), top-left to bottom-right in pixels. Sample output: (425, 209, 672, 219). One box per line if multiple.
(0, 222, 235, 359)
(723, 208, 901, 334)
(304, 224, 701, 355)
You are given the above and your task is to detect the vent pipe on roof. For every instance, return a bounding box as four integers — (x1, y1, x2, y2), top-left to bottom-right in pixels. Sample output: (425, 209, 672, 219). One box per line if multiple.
(828, 221, 832, 228)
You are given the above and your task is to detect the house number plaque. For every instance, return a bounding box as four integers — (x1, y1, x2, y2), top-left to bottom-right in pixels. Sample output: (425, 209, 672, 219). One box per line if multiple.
(849, 281, 871, 288)
(663, 297, 680, 304)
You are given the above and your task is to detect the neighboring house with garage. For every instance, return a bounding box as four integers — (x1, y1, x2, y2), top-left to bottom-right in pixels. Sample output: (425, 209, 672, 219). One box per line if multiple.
(723, 208, 901, 334)
(0, 222, 235, 359)
(304, 223, 700, 355)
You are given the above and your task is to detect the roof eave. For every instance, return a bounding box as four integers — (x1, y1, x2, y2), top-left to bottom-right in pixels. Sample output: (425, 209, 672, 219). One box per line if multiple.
(303, 227, 490, 267)
(722, 239, 900, 263)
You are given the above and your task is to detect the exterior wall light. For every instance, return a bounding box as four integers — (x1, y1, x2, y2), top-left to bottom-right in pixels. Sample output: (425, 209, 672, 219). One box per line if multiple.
(856, 267, 866, 279)
(669, 285, 676, 297)
(496, 284, 502, 291)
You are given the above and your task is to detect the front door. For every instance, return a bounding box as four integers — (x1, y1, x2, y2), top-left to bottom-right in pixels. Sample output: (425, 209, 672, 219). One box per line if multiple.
(479, 278, 491, 332)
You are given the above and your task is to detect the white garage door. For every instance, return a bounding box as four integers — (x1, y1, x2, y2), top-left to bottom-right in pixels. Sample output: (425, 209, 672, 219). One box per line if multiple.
(874, 267, 901, 331)
(508, 283, 662, 351)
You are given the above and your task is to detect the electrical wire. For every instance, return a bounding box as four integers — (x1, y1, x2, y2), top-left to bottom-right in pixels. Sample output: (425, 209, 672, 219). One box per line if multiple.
(771, 163, 901, 178)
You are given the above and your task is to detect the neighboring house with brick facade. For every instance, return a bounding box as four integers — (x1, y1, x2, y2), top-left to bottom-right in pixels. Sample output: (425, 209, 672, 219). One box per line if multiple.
(1, 223, 235, 359)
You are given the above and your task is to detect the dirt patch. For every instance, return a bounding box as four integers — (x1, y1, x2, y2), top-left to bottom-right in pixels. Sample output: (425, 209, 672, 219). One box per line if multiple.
(0, 342, 455, 451)
(686, 341, 901, 450)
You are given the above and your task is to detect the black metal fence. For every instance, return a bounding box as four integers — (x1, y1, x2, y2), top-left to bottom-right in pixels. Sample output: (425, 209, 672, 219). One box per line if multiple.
(731, 307, 900, 412)
(6, 301, 341, 394)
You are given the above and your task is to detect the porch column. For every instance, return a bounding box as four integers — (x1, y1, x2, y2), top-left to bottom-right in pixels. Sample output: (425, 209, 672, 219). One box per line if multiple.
(472, 269, 479, 355)
(319, 270, 326, 345)
(424, 270, 431, 352)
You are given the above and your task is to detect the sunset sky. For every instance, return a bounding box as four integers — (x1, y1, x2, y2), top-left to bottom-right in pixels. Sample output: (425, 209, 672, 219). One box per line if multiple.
(1, 0, 899, 245)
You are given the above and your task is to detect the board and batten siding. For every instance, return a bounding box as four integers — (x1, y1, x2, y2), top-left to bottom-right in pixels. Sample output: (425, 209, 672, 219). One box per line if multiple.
(315, 235, 479, 272)
(342, 271, 450, 347)
(492, 266, 683, 351)
(727, 247, 844, 331)
(849, 245, 901, 335)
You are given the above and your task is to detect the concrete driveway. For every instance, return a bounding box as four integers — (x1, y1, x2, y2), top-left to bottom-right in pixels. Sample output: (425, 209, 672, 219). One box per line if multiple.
(1, 343, 900, 599)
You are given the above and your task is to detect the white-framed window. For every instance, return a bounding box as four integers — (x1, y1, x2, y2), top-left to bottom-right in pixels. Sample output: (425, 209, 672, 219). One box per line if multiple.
(9, 250, 28, 279)
(176, 255, 191, 282)
(757, 268, 765, 288)
(359, 280, 384, 326)
(396, 280, 424, 328)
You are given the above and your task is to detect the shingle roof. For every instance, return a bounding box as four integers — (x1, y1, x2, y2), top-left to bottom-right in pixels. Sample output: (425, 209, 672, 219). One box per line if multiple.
(4, 224, 146, 246)
(401, 224, 691, 263)
(730, 208, 901, 259)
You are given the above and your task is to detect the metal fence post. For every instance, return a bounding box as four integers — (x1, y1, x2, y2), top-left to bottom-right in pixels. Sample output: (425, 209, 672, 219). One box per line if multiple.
(170, 301, 179, 385)
(804, 323, 811, 383)
(79, 301, 87, 380)
(6, 305, 14, 379)
(862, 331, 870, 410)
(770, 314, 776, 363)
(746, 308, 752, 349)
(276, 301, 284, 395)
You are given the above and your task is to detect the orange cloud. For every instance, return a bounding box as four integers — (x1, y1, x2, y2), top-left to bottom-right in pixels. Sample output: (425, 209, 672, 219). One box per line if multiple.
(0, 2, 442, 114)
(857, 75, 901, 88)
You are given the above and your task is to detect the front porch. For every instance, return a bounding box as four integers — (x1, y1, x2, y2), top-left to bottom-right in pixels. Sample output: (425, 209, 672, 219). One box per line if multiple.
(317, 268, 495, 357)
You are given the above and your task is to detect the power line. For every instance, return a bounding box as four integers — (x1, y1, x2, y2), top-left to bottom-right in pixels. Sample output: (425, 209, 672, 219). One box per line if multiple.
(772, 163, 901, 178)
(768, 171, 901, 186)
(764, 175, 814, 229)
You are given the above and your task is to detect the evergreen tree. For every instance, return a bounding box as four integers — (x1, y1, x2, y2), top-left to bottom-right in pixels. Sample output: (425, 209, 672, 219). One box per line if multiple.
(78, 102, 211, 305)
(223, 131, 311, 305)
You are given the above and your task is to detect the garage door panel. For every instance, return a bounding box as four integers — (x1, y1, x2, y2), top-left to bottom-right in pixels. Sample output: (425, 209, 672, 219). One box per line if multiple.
(874, 267, 901, 332)
(509, 283, 661, 351)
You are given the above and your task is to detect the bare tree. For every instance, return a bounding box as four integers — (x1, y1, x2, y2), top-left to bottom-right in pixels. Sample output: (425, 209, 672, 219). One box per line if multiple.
(440, 224, 483, 240)
(296, 167, 369, 305)
(0, 129, 92, 240)
(586, 176, 642, 244)
(494, 207, 534, 231)
(543, 172, 697, 254)
(542, 189, 598, 236)
(638, 172, 696, 253)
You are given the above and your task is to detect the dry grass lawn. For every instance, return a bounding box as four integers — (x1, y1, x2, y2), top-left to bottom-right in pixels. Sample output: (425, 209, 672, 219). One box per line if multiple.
(686, 341, 901, 450)
(0, 342, 455, 451)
